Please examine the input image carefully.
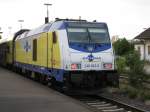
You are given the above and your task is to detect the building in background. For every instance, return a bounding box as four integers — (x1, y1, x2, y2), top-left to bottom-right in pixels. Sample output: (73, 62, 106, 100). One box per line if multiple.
(111, 35, 119, 44)
(134, 28, 150, 61)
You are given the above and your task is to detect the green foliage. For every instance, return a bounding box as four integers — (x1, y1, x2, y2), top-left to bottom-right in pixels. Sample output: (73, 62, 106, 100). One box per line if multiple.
(113, 38, 134, 56)
(120, 85, 150, 100)
(125, 51, 148, 88)
(138, 90, 150, 100)
(116, 57, 126, 73)
(126, 86, 138, 99)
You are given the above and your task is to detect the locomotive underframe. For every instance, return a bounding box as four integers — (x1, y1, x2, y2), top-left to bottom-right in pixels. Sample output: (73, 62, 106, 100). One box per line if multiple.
(63, 70, 119, 90)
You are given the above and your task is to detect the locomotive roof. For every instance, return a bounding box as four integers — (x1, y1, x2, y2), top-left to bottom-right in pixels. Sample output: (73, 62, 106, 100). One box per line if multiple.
(25, 21, 69, 37)
(16, 20, 107, 40)
(16, 21, 64, 40)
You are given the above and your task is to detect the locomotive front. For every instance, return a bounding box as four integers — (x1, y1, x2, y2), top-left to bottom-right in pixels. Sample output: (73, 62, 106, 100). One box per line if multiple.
(60, 21, 119, 92)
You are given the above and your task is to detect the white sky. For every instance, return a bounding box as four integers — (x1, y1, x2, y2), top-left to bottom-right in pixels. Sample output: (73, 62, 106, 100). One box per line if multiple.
(0, 0, 150, 39)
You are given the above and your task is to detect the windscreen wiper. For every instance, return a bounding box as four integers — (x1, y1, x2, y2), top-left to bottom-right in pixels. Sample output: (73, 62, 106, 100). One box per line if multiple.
(87, 29, 92, 44)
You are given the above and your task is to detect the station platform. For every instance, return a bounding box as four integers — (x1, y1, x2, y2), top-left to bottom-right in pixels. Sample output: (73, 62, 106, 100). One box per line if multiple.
(0, 67, 92, 112)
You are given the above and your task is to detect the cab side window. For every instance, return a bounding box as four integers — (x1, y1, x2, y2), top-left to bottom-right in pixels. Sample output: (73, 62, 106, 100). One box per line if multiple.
(33, 39, 37, 61)
(53, 32, 57, 44)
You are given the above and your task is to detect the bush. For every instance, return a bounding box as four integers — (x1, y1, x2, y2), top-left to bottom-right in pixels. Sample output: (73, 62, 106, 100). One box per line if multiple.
(120, 85, 150, 100)
(125, 51, 148, 88)
(126, 86, 138, 99)
(116, 56, 126, 73)
(136, 90, 150, 101)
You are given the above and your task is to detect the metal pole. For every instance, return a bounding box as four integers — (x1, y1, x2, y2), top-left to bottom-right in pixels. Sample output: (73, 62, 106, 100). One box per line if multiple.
(44, 3, 52, 23)
(47, 5, 49, 18)
(8, 27, 12, 34)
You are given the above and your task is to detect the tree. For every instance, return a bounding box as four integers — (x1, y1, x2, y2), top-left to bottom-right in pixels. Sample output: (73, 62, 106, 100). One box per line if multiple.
(113, 38, 134, 56)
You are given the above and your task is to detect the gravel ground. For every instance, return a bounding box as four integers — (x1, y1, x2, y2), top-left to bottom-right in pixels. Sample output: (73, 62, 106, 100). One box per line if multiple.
(100, 88, 150, 111)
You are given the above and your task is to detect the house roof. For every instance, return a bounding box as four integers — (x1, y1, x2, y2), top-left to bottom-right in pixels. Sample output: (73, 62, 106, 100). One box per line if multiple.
(133, 40, 144, 44)
(134, 27, 150, 39)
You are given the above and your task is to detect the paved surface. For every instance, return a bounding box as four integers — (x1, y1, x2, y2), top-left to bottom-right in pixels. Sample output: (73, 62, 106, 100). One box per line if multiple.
(0, 67, 92, 112)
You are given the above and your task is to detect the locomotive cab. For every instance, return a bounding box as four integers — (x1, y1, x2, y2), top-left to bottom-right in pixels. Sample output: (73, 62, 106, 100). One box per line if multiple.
(58, 21, 119, 92)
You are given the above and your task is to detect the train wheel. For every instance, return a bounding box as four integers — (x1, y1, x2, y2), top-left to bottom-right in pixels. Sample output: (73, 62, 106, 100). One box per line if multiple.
(40, 75, 48, 85)
(107, 72, 119, 88)
(34, 72, 40, 81)
(62, 79, 72, 94)
(48, 77, 56, 88)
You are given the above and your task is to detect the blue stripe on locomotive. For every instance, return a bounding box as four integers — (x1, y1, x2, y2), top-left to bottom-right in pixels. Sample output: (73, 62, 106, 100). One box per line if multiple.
(69, 43, 111, 52)
(14, 62, 64, 82)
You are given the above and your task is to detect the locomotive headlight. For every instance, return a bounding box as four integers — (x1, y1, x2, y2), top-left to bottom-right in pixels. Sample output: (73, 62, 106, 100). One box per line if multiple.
(103, 63, 112, 69)
(71, 64, 77, 69)
(71, 63, 81, 70)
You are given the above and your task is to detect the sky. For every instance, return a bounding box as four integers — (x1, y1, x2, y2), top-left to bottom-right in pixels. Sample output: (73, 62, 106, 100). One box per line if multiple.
(0, 0, 150, 40)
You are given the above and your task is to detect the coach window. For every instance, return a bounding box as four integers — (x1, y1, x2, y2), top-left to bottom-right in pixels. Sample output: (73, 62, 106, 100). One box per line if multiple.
(33, 39, 37, 61)
(148, 45, 150, 55)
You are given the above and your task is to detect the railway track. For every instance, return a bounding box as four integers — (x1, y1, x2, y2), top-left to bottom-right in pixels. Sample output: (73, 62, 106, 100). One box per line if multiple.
(71, 95, 149, 112)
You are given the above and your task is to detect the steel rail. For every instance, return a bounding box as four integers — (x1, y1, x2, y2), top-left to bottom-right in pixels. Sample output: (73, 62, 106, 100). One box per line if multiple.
(99, 95, 149, 112)
(71, 95, 149, 112)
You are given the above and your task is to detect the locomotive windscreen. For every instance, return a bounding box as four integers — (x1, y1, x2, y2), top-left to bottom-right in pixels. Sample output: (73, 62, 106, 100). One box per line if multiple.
(67, 27, 110, 44)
